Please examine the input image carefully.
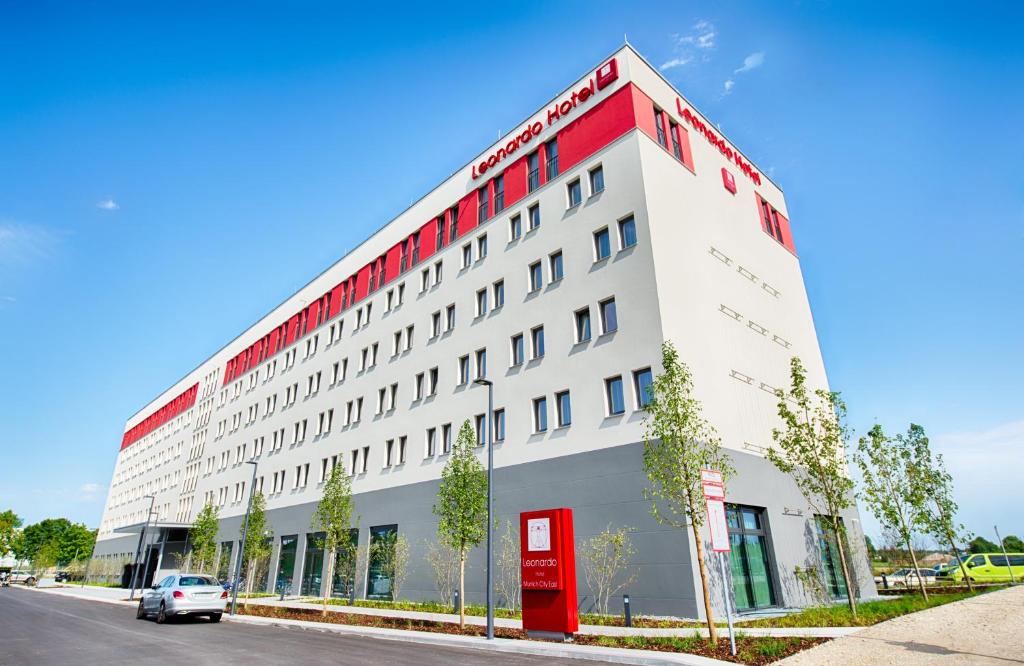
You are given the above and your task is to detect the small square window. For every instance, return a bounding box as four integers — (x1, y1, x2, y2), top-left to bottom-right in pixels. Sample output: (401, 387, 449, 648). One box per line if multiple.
(555, 390, 572, 427)
(618, 215, 637, 249)
(600, 297, 618, 334)
(606, 376, 625, 415)
(529, 261, 543, 292)
(549, 251, 564, 282)
(509, 215, 522, 241)
(533, 396, 548, 433)
(567, 179, 582, 207)
(594, 227, 611, 261)
(634, 367, 654, 408)
(589, 166, 604, 194)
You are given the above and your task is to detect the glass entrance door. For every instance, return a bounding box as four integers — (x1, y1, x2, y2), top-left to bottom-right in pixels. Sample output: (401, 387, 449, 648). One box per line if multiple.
(275, 535, 298, 595)
(726, 505, 777, 611)
(366, 525, 397, 600)
(301, 532, 325, 596)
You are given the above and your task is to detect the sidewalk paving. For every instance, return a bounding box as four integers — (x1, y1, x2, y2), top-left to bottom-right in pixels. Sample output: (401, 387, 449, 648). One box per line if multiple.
(776, 583, 1024, 665)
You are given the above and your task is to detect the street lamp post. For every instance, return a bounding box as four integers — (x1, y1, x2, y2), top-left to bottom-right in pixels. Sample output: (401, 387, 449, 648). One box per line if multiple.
(128, 495, 155, 601)
(231, 459, 260, 615)
(473, 377, 495, 640)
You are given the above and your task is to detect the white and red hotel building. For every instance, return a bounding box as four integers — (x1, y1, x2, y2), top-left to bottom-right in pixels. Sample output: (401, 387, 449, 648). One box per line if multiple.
(94, 45, 874, 617)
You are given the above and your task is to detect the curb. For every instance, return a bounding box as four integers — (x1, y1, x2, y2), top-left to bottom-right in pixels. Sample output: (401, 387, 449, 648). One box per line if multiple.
(223, 612, 735, 666)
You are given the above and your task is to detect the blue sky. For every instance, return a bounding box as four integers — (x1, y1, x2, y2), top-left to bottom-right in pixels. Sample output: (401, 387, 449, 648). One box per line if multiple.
(1, 1, 1021, 543)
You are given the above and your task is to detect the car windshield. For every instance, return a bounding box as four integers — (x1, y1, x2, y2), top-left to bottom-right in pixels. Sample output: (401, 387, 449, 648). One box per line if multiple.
(178, 576, 218, 587)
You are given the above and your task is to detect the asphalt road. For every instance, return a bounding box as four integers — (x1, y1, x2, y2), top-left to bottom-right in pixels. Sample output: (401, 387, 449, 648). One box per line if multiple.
(0, 587, 580, 666)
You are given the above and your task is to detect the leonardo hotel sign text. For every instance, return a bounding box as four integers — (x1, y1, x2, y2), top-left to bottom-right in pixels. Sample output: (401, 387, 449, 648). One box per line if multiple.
(676, 99, 762, 186)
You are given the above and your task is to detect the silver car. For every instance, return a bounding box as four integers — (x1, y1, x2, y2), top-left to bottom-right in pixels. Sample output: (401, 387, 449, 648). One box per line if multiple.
(136, 574, 227, 623)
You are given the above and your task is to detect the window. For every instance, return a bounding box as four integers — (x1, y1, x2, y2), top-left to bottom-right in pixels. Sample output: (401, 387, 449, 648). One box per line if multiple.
(434, 260, 443, 285)
(549, 251, 564, 282)
(509, 214, 522, 241)
(363, 446, 370, 473)
(462, 243, 472, 269)
(398, 437, 406, 464)
(477, 186, 489, 224)
(389, 383, 398, 410)
(544, 138, 558, 179)
(533, 397, 548, 433)
(476, 288, 488, 317)
(493, 280, 504, 309)
(474, 414, 485, 445)
(528, 203, 540, 230)
(531, 325, 545, 359)
(458, 355, 470, 385)
(589, 165, 604, 194)
(475, 348, 487, 379)
(555, 390, 572, 427)
(420, 268, 430, 293)
(425, 428, 437, 457)
(377, 388, 386, 415)
(405, 325, 414, 351)
(760, 197, 786, 246)
(442, 423, 452, 454)
(352, 449, 361, 474)
(446, 304, 456, 331)
(600, 297, 618, 334)
(449, 205, 459, 243)
(493, 408, 506, 442)
(431, 311, 441, 338)
(606, 376, 625, 415)
(494, 174, 505, 213)
(594, 227, 611, 261)
(511, 333, 525, 366)
(477, 234, 488, 260)
(567, 179, 582, 207)
(726, 505, 778, 611)
(393, 330, 403, 356)
(436, 213, 446, 250)
(814, 516, 849, 600)
(527, 151, 540, 192)
(385, 440, 394, 468)
(529, 261, 543, 292)
(574, 308, 592, 343)
(634, 367, 654, 408)
(654, 107, 667, 147)
(415, 373, 424, 400)
(618, 215, 637, 249)
(397, 283, 405, 305)
(669, 120, 683, 160)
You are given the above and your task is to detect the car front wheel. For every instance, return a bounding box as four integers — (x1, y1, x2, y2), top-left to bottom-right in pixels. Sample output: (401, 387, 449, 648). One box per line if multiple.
(156, 602, 167, 624)
(136, 600, 146, 620)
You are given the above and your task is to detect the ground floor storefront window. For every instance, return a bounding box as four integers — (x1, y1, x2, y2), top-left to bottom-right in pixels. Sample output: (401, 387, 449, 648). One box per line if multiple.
(726, 505, 777, 611)
(814, 516, 849, 600)
(275, 535, 298, 595)
(366, 524, 397, 600)
(331, 528, 360, 599)
(301, 532, 325, 597)
(217, 541, 233, 581)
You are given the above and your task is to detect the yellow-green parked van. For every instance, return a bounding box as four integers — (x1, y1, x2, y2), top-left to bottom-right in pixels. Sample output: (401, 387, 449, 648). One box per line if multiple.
(948, 553, 1024, 582)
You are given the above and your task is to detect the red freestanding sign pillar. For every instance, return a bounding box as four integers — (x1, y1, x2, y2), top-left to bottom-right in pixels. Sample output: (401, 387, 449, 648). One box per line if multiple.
(520, 507, 579, 640)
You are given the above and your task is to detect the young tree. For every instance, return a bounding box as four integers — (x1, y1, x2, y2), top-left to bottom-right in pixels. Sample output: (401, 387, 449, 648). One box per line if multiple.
(240, 491, 273, 606)
(425, 540, 460, 607)
(189, 503, 220, 574)
(579, 525, 638, 616)
(768, 357, 858, 618)
(0, 510, 23, 557)
(966, 536, 998, 553)
(494, 520, 521, 612)
(911, 430, 975, 591)
(642, 341, 733, 642)
(371, 532, 410, 601)
(855, 425, 929, 599)
(1003, 535, 1024, 552)
(33, 539, 60, 575)
(433, 419, 488, 628)
(311, 464, 357, 615)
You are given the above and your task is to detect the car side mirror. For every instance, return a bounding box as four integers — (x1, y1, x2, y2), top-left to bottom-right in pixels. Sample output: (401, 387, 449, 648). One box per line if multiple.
(151, 584, 160, 590)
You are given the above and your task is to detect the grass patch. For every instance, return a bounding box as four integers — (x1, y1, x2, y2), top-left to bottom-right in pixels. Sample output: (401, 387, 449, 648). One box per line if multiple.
(743, 590, 983, 628)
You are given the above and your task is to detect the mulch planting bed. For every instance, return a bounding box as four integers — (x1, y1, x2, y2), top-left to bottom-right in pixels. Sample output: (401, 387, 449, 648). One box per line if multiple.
(236, 604, 827, 664)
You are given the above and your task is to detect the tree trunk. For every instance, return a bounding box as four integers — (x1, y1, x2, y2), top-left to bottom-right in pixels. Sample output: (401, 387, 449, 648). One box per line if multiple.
(243, 559, 254, 609)
(937, 502, 973, 592)
(323, 551, 334, 616)
(459, 550, 466, 629)
(906, 538, 929, 600)
(690, 521, 718, 643)
(832, 519, 858, 619)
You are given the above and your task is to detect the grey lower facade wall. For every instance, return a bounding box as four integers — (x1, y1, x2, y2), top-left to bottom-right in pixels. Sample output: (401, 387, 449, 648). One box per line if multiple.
(94, 442, 876, 617)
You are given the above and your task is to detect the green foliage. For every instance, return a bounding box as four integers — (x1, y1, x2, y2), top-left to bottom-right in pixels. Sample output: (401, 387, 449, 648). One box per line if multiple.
(742, 590, 981, 628)
(642, 342, 733, 530)
(189, 502, 220, 573)
(240, 491, 273, 598)
(967, 536, 999, 553)
(433, 420, 488, 554)
(768, 356, 857, 616)
(371, 531, 410, 600)
(1002, 535, 1024, 552)
(855, 424, 930, 597)
(311, 463, 358, 609)
(0, 509, 23, 556)
(33, 539, 61, 571)
(579, 525, 638, 615)
(14, 518, 95, 565)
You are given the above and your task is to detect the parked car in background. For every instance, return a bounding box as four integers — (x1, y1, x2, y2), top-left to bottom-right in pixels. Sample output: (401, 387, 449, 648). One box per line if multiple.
(136, 574, 228, 624)
(54, 571, 70, 583)
(9, 570, 38, 586)
(878, 568, 937, 587)
(948, 553, 1024, 583)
